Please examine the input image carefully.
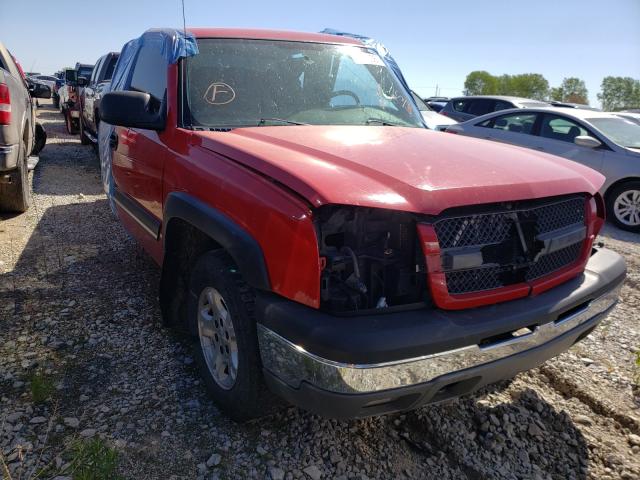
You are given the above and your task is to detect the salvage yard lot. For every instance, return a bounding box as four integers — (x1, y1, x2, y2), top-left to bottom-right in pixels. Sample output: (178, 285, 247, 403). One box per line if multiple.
(1, 101, 639, 480)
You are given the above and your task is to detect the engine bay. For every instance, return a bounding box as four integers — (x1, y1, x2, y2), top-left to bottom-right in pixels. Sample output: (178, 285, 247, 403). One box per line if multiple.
(315, 206, 428, 314)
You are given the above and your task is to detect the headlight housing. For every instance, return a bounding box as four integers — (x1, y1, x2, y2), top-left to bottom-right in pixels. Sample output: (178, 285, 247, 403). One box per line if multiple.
(314, 205, 429, 314)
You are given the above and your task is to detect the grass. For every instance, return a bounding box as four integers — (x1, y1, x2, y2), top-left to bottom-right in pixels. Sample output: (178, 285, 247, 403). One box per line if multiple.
(634, 350, 640, 386)
(29, 372, 55, 405)
(64, 438, 121, 480)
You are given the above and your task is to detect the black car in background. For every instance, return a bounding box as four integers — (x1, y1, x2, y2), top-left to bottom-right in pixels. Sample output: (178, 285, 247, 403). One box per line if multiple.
(440, 95, 550, 122)
(77, 52, 118, 145)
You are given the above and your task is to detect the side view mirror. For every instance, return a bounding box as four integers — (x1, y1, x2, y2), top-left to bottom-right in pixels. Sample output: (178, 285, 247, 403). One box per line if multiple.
(65, 71, 77, 83)
(574, 135, 602, 149)
(100, 91, 165, 131)
(29, 83, 52, 99)
(77, 76, 88, 87)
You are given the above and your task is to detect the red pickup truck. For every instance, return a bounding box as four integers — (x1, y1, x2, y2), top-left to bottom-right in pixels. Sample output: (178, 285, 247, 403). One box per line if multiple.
(100, 28, 625, 421)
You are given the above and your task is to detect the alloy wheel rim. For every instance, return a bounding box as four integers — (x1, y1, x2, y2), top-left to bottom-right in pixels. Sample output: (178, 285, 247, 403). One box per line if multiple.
(614, 190, 640, 226)
(197, 287, 238, 390)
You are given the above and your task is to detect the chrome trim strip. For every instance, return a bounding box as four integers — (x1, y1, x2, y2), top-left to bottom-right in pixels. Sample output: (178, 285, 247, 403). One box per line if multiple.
(114, 196, 158, 239)
(258, 284, 621, 394)
(0, 145, 15, 154)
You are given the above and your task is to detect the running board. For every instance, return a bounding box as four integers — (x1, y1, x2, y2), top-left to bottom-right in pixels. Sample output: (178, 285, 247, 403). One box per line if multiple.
(84, 129, 98, 144)
(27, 156, 39, 171)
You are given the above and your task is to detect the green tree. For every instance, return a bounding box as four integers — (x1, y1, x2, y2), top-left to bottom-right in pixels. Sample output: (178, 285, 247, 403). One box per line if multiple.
(550, 86, 564, 101)
(561, 77, 589, 104)
(464, 71, 550, 100)
(464, 71, 498, 95)
(551, 77, 589, 104)
(597, 76, 640, 110)
(503, 73, 549, 100)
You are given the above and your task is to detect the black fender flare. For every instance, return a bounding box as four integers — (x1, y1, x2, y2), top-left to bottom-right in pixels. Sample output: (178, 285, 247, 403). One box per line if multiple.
(163, 192, 271, 290)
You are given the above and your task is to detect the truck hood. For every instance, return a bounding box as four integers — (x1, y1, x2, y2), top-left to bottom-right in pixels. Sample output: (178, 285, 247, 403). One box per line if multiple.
(194, 126, 605, 215)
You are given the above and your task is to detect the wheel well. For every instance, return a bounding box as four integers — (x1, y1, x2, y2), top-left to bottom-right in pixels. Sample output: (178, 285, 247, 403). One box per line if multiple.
(159, 218, 224, 329)
(604, 177, 640, 203)
(22, 122, 29, 148)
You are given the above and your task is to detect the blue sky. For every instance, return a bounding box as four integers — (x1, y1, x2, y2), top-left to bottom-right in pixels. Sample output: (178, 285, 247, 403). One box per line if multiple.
(2, 0, 638, 107)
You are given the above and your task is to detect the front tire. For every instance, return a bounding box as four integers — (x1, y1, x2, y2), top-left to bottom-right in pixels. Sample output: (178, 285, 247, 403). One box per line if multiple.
(606, 181, 640, 232)
(188, 250, 277, 421)
(0, 141, 32, 213)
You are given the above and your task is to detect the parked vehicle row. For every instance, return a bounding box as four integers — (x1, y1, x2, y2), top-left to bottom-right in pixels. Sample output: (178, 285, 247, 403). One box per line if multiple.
(77, 52, 118, 145)
(56, 62, 94, 134)
(0, 42, 50, 213)
(92, 28, 625, 421)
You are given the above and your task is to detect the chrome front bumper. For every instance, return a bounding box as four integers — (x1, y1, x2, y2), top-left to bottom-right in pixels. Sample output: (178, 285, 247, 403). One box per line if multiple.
(258, 284, 620, 395)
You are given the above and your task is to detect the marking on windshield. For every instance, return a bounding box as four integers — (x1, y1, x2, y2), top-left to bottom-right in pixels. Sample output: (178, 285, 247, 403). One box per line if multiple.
(204, 82, 236, 105)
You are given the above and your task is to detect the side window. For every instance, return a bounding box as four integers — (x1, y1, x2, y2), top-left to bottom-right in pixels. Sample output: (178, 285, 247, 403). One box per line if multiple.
(493, 100, 513, 112)
(129, 41, 167, 101)
(540, 114, 589, 143)
(91, 58, 104, 83)
(452, 99, 467, 112)
(467, 99, 493, 116)
(486, 113, 538, 134)
(103, 56, 117, 81)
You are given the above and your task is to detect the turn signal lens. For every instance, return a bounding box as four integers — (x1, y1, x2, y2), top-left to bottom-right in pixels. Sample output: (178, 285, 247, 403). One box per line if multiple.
(0, 84, 11, 125)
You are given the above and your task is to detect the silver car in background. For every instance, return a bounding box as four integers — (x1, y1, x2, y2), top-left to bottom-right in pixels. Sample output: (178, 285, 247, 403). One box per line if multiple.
(446, 108, 640, 231)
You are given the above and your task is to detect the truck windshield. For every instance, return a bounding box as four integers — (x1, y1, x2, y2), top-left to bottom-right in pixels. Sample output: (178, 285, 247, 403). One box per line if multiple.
(184, 38, 424, 129)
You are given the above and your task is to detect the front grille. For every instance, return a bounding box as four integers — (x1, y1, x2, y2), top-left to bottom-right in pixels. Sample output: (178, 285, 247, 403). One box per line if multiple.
(526, 242, 583, 281)
(434, 196, 586, 295)
(446, 265, 504, 294)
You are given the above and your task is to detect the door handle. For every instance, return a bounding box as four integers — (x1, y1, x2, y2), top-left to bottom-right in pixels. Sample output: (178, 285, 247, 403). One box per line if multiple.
(109, 132, 118, 149)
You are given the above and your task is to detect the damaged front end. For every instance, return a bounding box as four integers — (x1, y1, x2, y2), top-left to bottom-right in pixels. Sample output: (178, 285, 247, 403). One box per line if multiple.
(315, 205, 430, 314)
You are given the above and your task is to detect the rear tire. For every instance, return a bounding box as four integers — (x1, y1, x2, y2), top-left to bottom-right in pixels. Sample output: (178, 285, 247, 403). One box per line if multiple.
(606, 181, 640, 233)
(64, 109, 79, 135)
(0, 141, 32, 213)
(79, 117, 91, 145)
(187, 250, 278, 421)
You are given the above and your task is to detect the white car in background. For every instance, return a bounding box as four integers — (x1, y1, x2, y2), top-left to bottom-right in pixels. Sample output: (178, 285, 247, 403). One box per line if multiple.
(446, 108, 640, 231)
(411, 92, 457, 130)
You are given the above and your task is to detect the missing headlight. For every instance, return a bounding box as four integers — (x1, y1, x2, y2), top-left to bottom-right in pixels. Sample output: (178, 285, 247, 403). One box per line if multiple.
(315, 205, 429, 314)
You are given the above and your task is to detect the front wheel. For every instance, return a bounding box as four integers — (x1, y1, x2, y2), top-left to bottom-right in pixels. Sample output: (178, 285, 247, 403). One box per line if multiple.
(187, 250, 278, 421)
(606, 181, 640, 232)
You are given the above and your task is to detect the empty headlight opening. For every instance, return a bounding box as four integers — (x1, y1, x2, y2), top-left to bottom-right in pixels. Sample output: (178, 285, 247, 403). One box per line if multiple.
(314, 205, 430, 314)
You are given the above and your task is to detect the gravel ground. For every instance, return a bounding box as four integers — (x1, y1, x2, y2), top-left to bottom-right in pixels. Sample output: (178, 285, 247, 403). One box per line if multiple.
(1, 101, 639, 480)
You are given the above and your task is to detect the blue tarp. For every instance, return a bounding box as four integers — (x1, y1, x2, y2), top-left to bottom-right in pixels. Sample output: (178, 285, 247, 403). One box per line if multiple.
(99, 28, 198, 213)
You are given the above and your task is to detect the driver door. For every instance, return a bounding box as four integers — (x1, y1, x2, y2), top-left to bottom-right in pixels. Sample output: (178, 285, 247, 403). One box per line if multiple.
(110, 39, 168, 238)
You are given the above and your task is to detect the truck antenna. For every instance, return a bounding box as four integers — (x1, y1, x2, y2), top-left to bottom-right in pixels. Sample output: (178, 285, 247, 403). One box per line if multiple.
(181, 0, 187, 36)
(180, 0, 191, 129)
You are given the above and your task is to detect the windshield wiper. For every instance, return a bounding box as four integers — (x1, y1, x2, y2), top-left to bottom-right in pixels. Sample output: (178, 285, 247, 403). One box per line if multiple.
(365, 117, 404, 127)
(258, 118, 309, 126)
